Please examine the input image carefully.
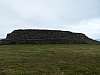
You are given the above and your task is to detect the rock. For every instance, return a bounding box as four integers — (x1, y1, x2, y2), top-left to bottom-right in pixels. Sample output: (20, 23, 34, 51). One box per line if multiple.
(1, 29, 98, 44)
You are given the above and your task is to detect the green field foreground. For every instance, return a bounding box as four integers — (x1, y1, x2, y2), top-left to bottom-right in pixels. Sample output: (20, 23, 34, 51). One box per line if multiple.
(0, 44, 100, 75)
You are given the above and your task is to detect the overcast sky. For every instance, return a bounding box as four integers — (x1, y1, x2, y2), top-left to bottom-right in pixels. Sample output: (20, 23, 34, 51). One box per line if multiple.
(0, 0, 100, 39)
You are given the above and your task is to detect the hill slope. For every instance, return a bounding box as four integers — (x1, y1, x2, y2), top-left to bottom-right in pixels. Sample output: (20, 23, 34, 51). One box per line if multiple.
(0, 44, 99, 75)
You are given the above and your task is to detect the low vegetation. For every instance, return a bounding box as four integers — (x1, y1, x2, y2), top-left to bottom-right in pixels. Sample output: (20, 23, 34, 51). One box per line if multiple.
(0, 44, 100, 75)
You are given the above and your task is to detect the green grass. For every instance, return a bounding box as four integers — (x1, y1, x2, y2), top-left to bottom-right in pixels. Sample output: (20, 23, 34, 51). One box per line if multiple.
(0, 44, 100, 75)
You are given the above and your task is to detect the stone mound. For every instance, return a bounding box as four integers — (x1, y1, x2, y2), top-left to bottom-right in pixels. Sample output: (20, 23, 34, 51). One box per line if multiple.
(1, 29, 98, 44)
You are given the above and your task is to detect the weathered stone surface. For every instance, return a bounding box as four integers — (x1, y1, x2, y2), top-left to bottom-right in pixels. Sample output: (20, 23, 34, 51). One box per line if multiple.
(1, 29, 98, 44)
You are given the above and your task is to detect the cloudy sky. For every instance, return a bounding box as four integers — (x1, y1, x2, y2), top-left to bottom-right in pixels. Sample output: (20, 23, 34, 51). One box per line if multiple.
(0, 0, 100, 40)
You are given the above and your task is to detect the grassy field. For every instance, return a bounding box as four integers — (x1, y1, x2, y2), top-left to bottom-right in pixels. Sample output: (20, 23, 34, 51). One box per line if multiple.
(0, 44, 100, 75)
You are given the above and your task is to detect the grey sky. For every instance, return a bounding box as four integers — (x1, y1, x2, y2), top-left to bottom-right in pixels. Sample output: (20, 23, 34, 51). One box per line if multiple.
(0, 0, 100, 39)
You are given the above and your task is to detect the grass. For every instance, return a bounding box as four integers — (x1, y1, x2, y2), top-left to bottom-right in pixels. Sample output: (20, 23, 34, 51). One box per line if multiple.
(0, 44, 99, 75)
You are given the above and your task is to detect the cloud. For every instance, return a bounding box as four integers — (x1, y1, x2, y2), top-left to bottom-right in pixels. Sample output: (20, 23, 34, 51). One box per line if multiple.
(65, 18, 100, 39)
(2, 0, 100, 23)
(0, 0, 100, 39)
